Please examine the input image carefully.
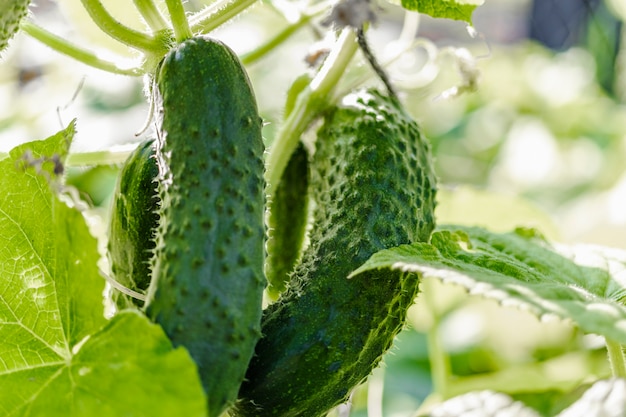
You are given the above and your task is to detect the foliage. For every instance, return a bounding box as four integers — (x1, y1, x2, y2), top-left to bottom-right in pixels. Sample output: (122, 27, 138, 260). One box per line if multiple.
(0, 126, 206, 417)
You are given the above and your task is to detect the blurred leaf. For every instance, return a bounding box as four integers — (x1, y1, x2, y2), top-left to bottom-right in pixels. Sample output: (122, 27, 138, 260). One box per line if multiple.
(436, 186, 561, 240)
(352, 225, 626, 344)
(557, 378, 626, 417)
(400, 0, 482, 24)
(422, 390, 541, 417)
(66, 164, 119, 206)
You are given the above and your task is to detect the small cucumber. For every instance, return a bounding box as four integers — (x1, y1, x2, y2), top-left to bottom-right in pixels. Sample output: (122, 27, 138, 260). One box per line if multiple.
(265, 74, 313, 299)
(236, 89, 437, 417)
(1, 0, 30, 52)
(107, 138, 159, 309)
(146, 36, 265, 417)
(265, 142, 309, 299)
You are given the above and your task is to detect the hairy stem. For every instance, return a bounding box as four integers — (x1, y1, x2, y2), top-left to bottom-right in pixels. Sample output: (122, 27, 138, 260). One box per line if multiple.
(189, 0, 258, 34)
(264, 28, 358, 198)
(22, 21, 143, 76)
(606, 339, 626, 378)
(165, 0, 192, 43)
(133, 0, 169, 32)
(80, 0, 164, 53)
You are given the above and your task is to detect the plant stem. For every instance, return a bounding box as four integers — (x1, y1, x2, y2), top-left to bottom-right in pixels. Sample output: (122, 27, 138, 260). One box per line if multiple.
(264, 28, 358, 198)
(80, 0, 165, 53)
(427, 323, 451, 398)
(66, 150, 133, 166)
(133, 0, 169, 32)
(165, 0, 192, 43)
(355, 26, 398, 101)
(423, 278, 452, 399)
(240, 14, 312, 66)
(189, 0, 258, 34)
(606, 338, 626, 378)
(22, 21, 143, 76)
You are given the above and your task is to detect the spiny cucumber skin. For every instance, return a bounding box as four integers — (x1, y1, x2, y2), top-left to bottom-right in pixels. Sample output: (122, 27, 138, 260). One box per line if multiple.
(146, 37, 265, 417)
(236, 89, 437, 417)
(265, 143, 309, 298)
(108, 139, 159, 309)
(1, 0, 30, 52)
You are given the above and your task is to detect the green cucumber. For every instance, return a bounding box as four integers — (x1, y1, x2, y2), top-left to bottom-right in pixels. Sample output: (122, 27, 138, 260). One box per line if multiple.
(145, 36, 265, 417)
(265, 142, 309, 299)
(236, 89, 437, 417)
(107, 139, 159, 309)
(265, 74, 313, 299)
(1, 0, 30, 52)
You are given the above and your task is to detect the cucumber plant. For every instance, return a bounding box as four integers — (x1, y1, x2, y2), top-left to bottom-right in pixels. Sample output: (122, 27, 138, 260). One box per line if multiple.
(236, 88, 437, 417)
(9, 2, 620, 417)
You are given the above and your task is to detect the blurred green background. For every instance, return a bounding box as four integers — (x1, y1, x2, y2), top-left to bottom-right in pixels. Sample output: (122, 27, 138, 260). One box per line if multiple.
(1, 0, 625, 415)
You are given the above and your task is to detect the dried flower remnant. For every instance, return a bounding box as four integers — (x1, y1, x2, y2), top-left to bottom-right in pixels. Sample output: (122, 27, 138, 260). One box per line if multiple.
(321, 0, 377, 30)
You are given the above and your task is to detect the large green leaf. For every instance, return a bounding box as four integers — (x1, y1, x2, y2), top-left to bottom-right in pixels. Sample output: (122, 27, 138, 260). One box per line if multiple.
(2, 311, 207, 417)
(400, 0, 483, 24)
(0, 127, 207, 416)
(351, 225, 626, 344)
(0, 121, 104, 359)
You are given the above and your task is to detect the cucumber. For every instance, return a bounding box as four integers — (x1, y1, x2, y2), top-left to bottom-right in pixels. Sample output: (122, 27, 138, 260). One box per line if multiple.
(1, 0, 30, 52)
(265, 74, 313, 299)
(107, 139, 159, 309)
(145, 37, 266, 417)
(236, 89, 437, 417)
(265, 142, 309, 299)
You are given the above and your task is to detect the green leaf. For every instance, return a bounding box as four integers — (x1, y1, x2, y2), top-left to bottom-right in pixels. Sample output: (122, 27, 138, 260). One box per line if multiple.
(2, 311, 208, 417)
(351, 225, 626, 344)
(0, 121, 105, 356)
(0, 127, 207, 416)
(400, 0, 483, 24)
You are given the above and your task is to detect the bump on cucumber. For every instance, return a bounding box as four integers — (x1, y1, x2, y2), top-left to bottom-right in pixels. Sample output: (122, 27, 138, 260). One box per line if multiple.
(1, 0, 30, 52)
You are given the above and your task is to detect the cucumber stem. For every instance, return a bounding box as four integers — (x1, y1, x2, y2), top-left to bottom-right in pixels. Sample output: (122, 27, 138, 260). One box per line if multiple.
(79, 0, 164, 53)
(240, 14, 312, 66)
(606, 338, 626, 378)
(356, 26, 398, 101)
(264, 28, 358, 198)
(189, 0, 258, 34)
(133, 0, 169, 32)
(165, 0, 192, 43)
(21, 21, 143, 76)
